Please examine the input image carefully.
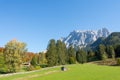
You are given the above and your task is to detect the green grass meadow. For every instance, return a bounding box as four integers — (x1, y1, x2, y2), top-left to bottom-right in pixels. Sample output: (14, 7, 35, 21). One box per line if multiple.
(1, 64, 120, 80)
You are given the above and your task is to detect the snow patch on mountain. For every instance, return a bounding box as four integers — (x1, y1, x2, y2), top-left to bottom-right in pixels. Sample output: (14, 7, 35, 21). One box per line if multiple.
(61, 28, 110, 48)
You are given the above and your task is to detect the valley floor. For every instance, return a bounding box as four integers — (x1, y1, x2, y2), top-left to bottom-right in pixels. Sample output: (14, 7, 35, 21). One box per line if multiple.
(1, 64, 120, 80)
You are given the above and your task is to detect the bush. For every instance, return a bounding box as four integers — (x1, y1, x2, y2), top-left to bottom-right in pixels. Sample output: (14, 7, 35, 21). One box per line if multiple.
(25, 65, 41, 71)
(34, 66, 41, 70)
(116, 58, 120, 66)
(40, 64, 48, 68)
(0, 67, 8, 74)
(101, 53, 108, 60)
(26, 65, 35, 71)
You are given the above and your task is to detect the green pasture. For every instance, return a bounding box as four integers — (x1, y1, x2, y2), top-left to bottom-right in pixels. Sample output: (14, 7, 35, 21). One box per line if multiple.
(1, 64, 120, 80)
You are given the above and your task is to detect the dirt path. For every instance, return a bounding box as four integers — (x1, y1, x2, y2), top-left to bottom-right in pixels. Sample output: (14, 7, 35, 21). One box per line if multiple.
(0, 66, 60, 78)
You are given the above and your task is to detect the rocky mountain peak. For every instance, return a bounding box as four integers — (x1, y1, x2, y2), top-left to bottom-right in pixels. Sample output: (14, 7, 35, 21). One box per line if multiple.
(61, 28, 110, 48)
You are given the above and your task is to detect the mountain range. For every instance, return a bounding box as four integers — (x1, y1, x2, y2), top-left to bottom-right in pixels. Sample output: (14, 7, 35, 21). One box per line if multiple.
(61, 28, 110, 48)
(90, 32, 120, 49)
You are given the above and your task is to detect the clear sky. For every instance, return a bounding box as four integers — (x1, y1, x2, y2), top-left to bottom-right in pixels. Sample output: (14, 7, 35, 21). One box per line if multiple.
(0, 0, 120, 52)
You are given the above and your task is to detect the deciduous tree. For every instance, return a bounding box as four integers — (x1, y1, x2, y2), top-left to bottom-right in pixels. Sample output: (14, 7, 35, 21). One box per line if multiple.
(3, 39, 27, 72)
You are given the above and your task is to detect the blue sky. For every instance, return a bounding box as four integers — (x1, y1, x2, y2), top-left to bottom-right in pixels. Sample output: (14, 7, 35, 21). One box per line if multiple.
(0, 0, 120, 52)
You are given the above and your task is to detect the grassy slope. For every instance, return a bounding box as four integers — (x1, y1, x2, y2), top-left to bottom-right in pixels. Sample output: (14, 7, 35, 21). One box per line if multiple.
(1, 64, 120, 80)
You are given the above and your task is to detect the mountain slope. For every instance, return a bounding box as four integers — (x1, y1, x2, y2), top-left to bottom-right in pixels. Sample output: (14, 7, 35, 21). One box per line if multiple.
(104, 32, 120, 45)
(90, 32, 120, 50)
(61, 28, 110, 48)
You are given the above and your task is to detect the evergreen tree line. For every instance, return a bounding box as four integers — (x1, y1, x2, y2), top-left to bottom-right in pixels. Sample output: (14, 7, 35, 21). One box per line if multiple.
(88, 44, 120, 62)
(95, 44, 115, 60)
(46, 39, 120, 67)
(46, 39, 87, 67)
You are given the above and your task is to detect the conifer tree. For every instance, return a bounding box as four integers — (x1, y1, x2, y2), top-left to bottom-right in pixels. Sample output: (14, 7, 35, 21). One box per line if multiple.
(106, 45, 115, 59)
(62, 42, 68, 64)
(56, 40, 66, 65)
(76, 49, 87, 64)
(87, 50, 95, 62)
(67, 45, 76, 64)
(31, 55, 37, 67)
(46, 39, 57, 66)
(98, 44, 108, 60)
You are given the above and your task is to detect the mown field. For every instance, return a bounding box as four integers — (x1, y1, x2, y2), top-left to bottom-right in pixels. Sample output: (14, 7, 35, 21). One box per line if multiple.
(0, 64, 120, 80)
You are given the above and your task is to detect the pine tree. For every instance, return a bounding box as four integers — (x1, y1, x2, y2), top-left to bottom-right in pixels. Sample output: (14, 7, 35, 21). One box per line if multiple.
(106, 45, 115, 59)
(30, 55, 37, 67)
(87, 50, 95, 62)
(76, 49, 87, 64)
(56, 40, 66, 65)
(67, 45, 76, 64)
(98, 44, 108, 60)
(62, 42, 68, 64)
(39, 52, 47, 65)
(46, 39, 57, 67)
(115, 45, 120, 57)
